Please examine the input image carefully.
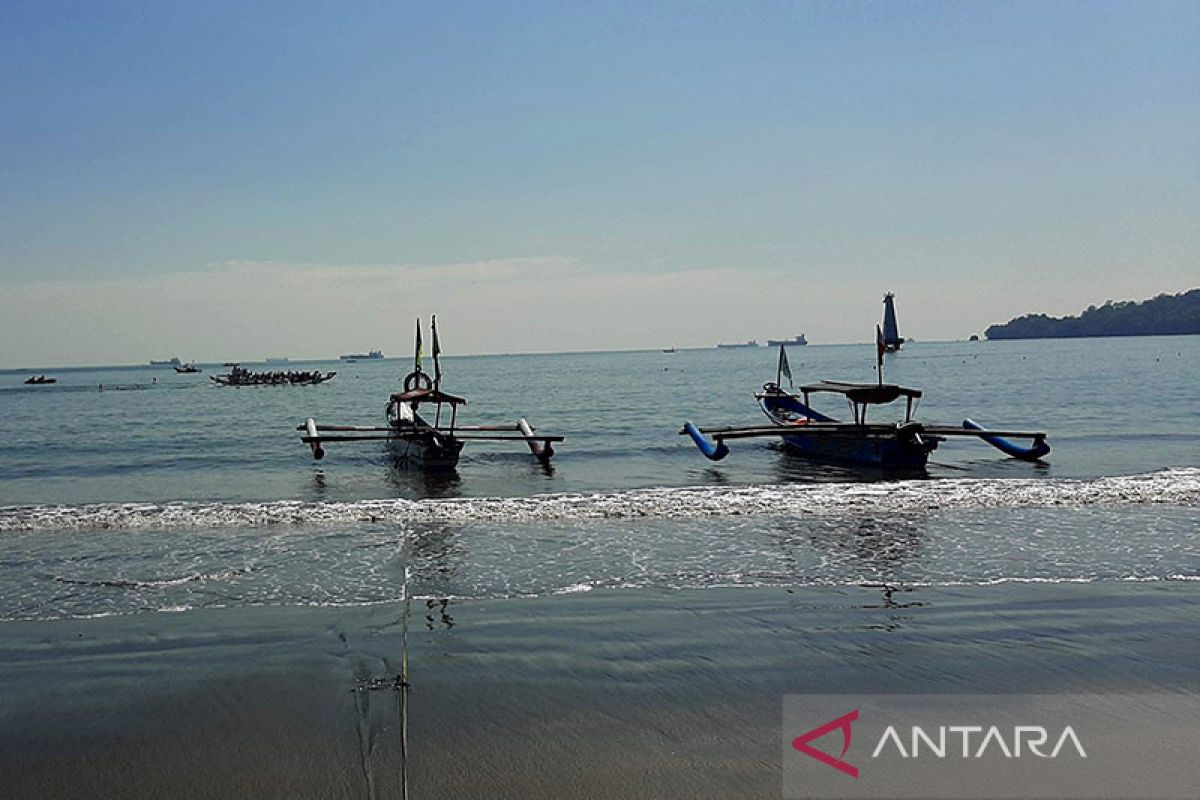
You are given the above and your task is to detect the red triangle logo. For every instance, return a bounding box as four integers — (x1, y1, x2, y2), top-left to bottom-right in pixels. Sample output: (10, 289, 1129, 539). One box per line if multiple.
(791, 709, 859, 778)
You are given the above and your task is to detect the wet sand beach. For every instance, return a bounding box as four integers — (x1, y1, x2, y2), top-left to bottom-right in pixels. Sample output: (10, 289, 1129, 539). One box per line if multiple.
(3, 581, 1197, 798)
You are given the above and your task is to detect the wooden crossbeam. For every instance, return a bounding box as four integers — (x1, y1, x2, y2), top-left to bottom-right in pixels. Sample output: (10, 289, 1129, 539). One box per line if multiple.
(301, 433, 564, 444)
(682, 423, 1045, 440)
(921, 426, 1045, 439)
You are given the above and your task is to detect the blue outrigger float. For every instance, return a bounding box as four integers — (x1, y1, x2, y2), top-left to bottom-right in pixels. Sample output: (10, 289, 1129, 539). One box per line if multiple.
(682, 338, 1050, 470)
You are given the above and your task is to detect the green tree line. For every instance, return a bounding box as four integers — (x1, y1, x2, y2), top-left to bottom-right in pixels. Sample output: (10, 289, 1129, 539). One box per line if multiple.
(985, 289, 1200, 340)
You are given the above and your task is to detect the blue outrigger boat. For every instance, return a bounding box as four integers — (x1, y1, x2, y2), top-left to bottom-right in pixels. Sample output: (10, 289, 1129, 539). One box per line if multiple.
(682, 339, 1050, 470)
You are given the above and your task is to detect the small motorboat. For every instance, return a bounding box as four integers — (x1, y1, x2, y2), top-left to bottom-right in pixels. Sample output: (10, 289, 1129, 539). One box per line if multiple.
(24, 375, 57, 385)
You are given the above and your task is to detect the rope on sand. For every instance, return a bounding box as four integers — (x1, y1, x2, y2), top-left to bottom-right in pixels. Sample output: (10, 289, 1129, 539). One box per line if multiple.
(399, 565, 411, 800)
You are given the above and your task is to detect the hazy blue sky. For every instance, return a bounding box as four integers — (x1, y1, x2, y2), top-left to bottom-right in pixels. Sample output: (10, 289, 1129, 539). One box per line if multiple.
(1, 1, 1196, 366)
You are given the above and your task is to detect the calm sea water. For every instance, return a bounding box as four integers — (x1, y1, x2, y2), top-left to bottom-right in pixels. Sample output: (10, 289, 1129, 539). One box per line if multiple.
(0, 336, 1197, 620)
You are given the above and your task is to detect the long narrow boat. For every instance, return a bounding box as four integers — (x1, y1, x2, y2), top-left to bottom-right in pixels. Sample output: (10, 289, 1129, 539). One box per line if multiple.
(682, 341, 1049, 469)
(211, 366, 335, 386)
(299, 316, 563, 470)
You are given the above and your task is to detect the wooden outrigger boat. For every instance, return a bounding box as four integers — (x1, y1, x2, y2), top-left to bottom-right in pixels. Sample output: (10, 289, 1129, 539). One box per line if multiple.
(24, 375, 57, 385)
(299, 316, 563, 470)
(681, 335, 1050, 470)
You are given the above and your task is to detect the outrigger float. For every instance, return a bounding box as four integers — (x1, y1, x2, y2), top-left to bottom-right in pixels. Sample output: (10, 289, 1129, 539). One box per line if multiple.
(299, 316, 563, 470)
(682, 334, 1050, 470)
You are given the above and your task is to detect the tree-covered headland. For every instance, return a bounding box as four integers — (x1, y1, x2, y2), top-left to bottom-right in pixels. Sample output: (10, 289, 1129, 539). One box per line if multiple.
(985, 289, 1200, 340)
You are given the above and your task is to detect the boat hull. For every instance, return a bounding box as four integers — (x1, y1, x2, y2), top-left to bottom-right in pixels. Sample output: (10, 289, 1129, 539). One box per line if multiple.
(760, 391, 938, 470)
(385, 402, 463, 470)
(385, 431, 463, 470)
(777, 429, 934, 469)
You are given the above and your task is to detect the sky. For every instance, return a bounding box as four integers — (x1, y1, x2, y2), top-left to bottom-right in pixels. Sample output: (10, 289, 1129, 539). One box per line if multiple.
(1, 1, 1197, 367)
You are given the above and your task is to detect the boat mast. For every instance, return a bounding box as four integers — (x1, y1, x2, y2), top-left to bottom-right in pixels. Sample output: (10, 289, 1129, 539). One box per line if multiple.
(875, 325, 885, 387)
(413, 317, 423, 372)
(775, 345, 792, 390)
(431, 314, 442, 390)
(431, 315, 446, 430)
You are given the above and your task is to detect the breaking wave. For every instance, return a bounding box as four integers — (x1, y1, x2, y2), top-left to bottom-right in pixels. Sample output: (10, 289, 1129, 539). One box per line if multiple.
(1, 468, 1197, 533)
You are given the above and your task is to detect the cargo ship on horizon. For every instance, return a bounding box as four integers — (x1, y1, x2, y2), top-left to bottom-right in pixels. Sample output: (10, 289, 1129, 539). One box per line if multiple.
(339, 350, 384, 361)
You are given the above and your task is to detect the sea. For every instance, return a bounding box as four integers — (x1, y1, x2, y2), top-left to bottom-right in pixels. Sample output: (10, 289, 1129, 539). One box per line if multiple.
(1, 336, 1197, 798)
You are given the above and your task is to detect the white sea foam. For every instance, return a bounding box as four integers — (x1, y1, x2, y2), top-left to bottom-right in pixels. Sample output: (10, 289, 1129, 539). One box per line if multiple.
(1, 468, 1197, 533)
(551, 583, 596, 595)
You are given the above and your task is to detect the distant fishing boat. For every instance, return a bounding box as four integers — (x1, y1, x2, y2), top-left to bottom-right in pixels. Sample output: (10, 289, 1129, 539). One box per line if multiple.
(682, 338, 1050, 470)
(24, 375, 56, 385)
(881, 293, 904, 351)
(301, 317, 562, 470)
(339, 349, 383, 361)
(663, 347, 677, 353)
(150, 357, 181, 367)
(716, 340, 759, 349)
(766, 333, 807, 347)
(173, 363, 201, 374)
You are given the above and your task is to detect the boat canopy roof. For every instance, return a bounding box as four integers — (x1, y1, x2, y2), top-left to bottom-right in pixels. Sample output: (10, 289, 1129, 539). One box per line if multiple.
(799, 381, 922, 404)
(391, 388, 467, 405)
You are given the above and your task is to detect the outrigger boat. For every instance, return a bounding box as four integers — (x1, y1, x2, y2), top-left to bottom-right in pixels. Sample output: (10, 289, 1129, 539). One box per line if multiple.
(682, 333, 1050, 470)
(23, 375, 56, 385)
(299, 316, 563, 469)
(174, 363, 201, 373)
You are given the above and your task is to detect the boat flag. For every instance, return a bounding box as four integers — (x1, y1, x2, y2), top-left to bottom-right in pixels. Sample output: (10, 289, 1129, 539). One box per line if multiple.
(431, 314, 442, 384)
(414, 317, 423, 371)
(875, 324, 885, 384)
(777, 345, 793, 389)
